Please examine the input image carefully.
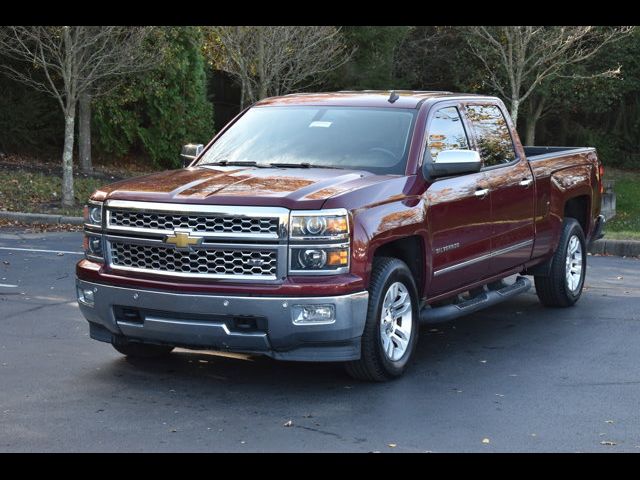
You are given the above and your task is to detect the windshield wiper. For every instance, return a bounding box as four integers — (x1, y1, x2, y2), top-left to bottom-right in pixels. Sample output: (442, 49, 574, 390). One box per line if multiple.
(268, 162, 342, 169)
(213, 160, 260, 167)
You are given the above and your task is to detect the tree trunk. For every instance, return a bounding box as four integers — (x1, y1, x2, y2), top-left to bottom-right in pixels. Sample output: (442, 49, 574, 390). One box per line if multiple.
(510, 98, 520, 126)
(79, 92, 92, 173)
(525, 118, 536, 146)
(257, 28, 267, 100)
(525, 96, 546, 145)
(61, 110, 76, 207)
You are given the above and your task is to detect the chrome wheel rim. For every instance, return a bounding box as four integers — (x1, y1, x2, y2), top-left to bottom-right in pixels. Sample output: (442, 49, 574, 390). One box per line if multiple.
(380, 282, 413, 362)
(565, 234, 583, 293)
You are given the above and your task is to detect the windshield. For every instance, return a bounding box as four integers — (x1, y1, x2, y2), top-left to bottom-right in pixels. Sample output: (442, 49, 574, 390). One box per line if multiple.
(197, 106, 417, 175)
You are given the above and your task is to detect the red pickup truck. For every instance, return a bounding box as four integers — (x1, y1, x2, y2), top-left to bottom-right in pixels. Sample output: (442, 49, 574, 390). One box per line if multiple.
(77, 91, 605, 381)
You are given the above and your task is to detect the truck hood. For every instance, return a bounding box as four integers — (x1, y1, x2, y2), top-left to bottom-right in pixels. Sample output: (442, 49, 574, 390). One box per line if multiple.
(92, 165, 402, 210)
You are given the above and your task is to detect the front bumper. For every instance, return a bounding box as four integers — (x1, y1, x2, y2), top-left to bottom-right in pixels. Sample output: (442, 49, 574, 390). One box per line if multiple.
(76, 279, 369, 362)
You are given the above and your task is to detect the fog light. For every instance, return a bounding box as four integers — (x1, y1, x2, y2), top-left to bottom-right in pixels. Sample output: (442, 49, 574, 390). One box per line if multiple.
(77, 286, 95, 307)
(291, 304, 335, 325)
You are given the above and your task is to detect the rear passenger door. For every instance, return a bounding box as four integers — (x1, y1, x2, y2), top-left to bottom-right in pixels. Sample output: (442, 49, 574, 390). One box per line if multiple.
(464, 103, 535, 275)
(424, 104, 493, 297)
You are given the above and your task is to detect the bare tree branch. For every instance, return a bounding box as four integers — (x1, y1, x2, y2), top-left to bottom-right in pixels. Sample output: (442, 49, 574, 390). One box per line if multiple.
(461, 26, 635, 124)
(0, 26, 163, 205)
(206, 26, 353, 106)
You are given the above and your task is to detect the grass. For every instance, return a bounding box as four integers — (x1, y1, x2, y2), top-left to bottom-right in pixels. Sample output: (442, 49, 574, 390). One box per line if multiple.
(602, 168, 640, 241)
(0, 169, 109, 217)
(0, 153, 160, 218)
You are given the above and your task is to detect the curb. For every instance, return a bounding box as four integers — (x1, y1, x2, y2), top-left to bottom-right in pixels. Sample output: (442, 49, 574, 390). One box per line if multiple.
(589, 239, 640, 258)
(0, 211, 83, 226)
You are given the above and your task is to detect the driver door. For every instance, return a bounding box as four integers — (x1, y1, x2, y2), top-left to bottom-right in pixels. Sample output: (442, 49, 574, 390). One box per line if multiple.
(423, 105, 493, 297)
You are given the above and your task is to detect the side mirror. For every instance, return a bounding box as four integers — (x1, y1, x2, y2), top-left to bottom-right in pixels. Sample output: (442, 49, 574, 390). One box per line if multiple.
(180, 144, 204, 168)
(424, 149, 482, 179)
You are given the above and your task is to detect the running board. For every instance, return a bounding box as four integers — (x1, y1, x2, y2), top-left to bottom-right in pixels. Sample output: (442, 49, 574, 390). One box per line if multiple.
(420, 276, 532, 325)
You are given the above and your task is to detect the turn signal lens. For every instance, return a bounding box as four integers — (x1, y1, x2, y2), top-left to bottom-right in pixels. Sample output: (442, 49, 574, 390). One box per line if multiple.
(326, 217, 348, 235)
(327, 249, 348, 266)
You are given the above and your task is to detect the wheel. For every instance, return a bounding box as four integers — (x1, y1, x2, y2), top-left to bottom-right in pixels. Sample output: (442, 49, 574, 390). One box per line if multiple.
(345, 257, 419, 381)
(534, 218, 587, 307)
(111, 339, 174, 358)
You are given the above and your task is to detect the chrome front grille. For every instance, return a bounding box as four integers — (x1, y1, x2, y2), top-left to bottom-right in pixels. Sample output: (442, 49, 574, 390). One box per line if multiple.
(109, 210, 279, 236)
(109, 241, 278, 278)
(103, 200, 289, 281)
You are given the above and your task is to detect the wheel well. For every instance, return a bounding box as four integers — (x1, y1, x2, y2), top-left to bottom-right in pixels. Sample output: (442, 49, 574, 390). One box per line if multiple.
(373, 236, 424, 293)
(564, 195, 590, 234)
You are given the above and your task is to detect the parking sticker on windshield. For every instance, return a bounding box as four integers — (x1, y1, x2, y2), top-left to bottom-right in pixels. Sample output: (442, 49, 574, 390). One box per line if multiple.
(309, 121, 332, 128)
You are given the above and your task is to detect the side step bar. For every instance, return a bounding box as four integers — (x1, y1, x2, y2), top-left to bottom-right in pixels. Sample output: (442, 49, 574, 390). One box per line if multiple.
(420, 276, 532, 325)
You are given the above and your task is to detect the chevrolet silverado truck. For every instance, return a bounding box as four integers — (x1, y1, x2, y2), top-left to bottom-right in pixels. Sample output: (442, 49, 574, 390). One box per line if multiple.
(77, 91, 605, 381)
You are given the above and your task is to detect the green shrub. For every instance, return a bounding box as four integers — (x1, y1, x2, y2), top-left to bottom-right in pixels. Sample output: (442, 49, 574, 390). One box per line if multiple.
(94, 27, 214, 169)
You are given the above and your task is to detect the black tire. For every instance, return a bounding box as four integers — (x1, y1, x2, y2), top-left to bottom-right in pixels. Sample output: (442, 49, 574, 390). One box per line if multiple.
(111, 339, 174, 358)
(345, 257, 419, 382)
(534, 218, 587, 307)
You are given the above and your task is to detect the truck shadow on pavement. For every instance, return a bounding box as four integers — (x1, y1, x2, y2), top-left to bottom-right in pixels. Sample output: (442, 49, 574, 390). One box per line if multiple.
(91, 291, 570, 393)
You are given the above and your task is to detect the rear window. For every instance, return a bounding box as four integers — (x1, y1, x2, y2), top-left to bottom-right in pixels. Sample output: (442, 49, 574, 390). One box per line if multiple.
(465, 104, 516, 167)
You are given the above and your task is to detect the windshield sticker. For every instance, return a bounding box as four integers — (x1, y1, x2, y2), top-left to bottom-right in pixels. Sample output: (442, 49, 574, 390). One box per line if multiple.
(309, 121, 332, 128)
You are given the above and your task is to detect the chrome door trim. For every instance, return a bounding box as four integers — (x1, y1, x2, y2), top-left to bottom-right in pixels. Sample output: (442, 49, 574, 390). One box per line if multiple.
(433, 239, 533, 277)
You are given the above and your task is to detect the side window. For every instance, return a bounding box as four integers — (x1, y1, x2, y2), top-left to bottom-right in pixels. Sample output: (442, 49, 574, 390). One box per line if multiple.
(465, 104, 516, 167)
(427, 106, 469, 160)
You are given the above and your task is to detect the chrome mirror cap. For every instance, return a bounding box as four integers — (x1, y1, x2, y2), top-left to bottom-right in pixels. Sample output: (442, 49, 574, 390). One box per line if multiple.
(180, 143, 204, 168)
(426, 149, 482, 179)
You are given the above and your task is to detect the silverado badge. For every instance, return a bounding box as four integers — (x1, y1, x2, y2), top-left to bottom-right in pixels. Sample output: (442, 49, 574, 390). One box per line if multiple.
(164, 228, 203, 250)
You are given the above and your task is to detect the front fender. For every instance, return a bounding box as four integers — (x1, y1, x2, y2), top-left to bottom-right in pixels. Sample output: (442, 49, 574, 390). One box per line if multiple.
(350, 197, 429, 290)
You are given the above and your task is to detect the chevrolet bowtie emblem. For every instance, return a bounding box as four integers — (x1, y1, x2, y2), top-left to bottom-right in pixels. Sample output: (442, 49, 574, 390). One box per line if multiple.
(164, 229, 203, 250)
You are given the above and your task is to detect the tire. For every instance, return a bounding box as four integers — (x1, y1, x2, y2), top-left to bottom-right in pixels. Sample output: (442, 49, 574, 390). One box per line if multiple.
(534, 218, 587, 307)
(111, 339, 174, 358)
(345, 257, 419, 382)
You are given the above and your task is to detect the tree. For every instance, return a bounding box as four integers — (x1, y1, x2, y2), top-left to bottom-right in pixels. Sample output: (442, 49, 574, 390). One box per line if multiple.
(393, 26, 485, 92)
(93, 27, 214, 169)
(461, 26, 634, 126)
(205, 26, 352, 107)
(0, 26, 157, 205)
(329, 26, 409, 90)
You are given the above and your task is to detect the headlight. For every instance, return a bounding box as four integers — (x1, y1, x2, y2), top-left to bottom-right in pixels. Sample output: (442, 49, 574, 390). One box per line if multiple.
(83, 232, 104, 261)
(83, 202, 103, 228)
(289, 245, 349, 274)
(290, 209, 349, 240)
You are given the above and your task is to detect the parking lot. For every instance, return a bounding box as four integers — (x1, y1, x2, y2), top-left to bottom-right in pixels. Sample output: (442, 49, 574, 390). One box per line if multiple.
(1, 229, 639, 452)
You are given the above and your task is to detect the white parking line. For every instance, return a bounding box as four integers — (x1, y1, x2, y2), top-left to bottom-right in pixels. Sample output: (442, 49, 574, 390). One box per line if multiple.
(0, 283, 18, 288)
(0, 246, 83, 255)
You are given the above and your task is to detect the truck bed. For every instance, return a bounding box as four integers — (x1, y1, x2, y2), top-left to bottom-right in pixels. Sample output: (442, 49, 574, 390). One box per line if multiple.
(524, 146, 595, 161)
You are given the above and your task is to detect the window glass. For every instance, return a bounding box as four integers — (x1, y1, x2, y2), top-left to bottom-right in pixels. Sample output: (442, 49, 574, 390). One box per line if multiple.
(427, 107, 469, 159)
(465, 104, 516, 167)
(198, 106, 416, 175)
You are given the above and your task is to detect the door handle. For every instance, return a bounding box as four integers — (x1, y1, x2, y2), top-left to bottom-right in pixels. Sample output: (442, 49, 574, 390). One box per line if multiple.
(474, 187, 489, 198)
(519, 178, 533, 187)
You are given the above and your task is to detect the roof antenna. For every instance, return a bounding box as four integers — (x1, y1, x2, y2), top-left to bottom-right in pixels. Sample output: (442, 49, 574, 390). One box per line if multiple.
(388, 90, 399, 103)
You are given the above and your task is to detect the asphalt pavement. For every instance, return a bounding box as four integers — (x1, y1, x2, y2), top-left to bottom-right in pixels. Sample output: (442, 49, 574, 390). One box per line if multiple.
(1, 229, 639, 452)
